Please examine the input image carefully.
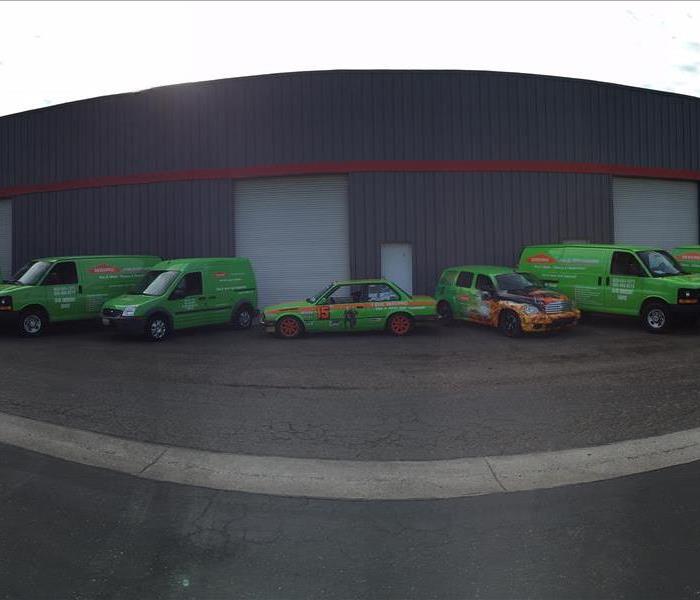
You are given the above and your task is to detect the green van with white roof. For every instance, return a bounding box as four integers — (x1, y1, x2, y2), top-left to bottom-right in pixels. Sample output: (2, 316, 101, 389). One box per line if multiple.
(519, 244, 700, 332)
(101, 257, 257, 341)
(0, 255, 160, 336)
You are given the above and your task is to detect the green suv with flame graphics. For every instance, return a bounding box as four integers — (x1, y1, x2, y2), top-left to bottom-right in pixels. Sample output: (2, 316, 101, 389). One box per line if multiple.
(261, 279, 437, 338)
(435, 265, 580, 337)
(519, 244, 700, 333)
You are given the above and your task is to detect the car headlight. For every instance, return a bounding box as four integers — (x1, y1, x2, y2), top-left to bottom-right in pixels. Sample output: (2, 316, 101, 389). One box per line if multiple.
(122, 305, 137, 317)
(0, 295, 12, 311)
(524, 304, 541, 315)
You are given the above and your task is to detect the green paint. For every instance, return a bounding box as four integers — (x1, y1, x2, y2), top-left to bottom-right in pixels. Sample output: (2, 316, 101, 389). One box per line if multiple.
(519, 244, 700, 329)
(101, 257, 257, 340)
(0, 255, 160, 334)
(261, 279, 437, 338)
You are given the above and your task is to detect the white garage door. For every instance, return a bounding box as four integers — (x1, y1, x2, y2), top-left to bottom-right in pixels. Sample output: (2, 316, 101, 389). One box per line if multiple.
(235, 175, 350, 307)
(613, 177, 699, 249)
(0, 200, 12, 279)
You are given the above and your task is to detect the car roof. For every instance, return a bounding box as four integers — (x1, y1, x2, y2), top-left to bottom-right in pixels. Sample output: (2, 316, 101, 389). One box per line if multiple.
(332, 278, 394, 286)
(443, 265, 515, 276)
(152, 257, 246, 270)
(526, 243, 659, 252)
(35, 255, 160, 262)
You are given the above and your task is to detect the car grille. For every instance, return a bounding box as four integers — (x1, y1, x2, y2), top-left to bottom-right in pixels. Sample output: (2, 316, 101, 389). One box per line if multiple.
(544, 301, 572, 314)
(102, 308, 123, 318)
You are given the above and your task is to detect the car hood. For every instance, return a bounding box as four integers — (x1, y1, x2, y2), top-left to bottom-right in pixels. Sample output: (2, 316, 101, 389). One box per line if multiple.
(0, 284, 29, 295)
(103, 294, 157, 309)
(263, 300, 312, 312)
(497, 288, 570, 305)
(660, 273, 700, 286)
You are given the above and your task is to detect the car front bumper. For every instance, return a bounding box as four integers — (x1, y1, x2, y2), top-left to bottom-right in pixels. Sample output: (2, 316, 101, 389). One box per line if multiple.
(521, 310, 581, 333)
(100, 315, 145, 334)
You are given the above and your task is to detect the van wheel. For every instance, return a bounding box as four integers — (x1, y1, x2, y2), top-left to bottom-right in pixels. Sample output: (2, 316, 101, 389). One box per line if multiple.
(276, 316, 303, 339)
(437, 301, 453, 323)
(146, 314, 170, 342)
(641, 302, 671, 333)
(387, 313, 413, 336)
(19, 309, 47, 337)
(499, 310, 523, 338)
(232, 305, 254, 330)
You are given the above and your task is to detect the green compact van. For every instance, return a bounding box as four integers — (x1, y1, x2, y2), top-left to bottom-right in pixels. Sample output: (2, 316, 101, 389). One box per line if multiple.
(671, 246, 700, 274)
(101, 257, 257, 341)
(0, 255, 160, 336)
(519, 244, 700, 332)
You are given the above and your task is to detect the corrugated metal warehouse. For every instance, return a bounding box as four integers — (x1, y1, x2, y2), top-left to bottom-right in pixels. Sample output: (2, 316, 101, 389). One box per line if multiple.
(1, 70, 699, 304)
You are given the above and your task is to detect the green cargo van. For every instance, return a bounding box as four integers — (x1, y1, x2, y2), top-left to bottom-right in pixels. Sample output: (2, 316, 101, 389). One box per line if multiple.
(519, 244, 700, 332)
(0, 255, 160, 336)
(101, 257, 257, 341)
(671, 246, 700, 274)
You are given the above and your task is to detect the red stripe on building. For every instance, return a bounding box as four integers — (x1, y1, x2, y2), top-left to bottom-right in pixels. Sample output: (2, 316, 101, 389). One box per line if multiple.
(1, 160, 699, 199)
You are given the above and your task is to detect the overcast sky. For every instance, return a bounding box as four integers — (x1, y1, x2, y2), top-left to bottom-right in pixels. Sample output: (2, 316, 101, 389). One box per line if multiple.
(1, 1, 699, 117)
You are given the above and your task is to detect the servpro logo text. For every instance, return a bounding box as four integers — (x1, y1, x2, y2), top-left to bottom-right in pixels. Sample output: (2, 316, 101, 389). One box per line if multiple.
(89, 264, 121, 274)
(527, 253, 557, 264)
(677, 252, 700, 261)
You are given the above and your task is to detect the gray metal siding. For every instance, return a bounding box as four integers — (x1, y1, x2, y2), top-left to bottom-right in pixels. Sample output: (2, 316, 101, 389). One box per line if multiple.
(1, 71, 700, 189)
(349, 172, 612, 294)
(11, 180, 235, 271)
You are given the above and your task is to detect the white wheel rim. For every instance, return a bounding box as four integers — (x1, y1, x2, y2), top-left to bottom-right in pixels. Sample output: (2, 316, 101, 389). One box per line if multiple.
(239, 311, 251, 327)
(24, 315, 41, 334)
(151, 319, 167, 339)
(647, 309, 666, 329)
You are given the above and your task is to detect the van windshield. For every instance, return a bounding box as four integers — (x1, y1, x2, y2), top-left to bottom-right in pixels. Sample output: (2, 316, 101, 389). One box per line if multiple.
(10, 261, 52, 285)
(134, 270, 180, 296)
(636, 250, 684, 277)
(495, 272, 542, 292)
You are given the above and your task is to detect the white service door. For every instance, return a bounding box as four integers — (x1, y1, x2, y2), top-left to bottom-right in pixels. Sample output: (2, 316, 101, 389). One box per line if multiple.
(613, 177, 699, 248)
(0, 200, 12, 279)
(381, 243, 413, 294)
(235, 175, 350, 307)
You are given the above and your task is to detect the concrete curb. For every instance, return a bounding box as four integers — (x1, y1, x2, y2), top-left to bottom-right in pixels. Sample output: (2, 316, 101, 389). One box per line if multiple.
(2, 411, 699, 500)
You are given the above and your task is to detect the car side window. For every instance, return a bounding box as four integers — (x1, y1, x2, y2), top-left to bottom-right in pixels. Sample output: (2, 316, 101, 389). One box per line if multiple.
(611, 252, 645, 277)
(456, 271, 474, 288)
(475, 274, 495, 291)
(42, 262, 78, 286)
(367, 284, 400, 302)
(327, 285, 367, 304)
(173, 272, 203, 297)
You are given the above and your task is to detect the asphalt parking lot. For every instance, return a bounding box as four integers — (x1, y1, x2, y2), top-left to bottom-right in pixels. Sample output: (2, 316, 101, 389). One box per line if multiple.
(5, 441, 700, 600)
(0, 315, 699, 461)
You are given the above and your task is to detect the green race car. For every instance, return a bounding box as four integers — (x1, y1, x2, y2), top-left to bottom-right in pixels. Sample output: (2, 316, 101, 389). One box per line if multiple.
(261, 279, 438, 338)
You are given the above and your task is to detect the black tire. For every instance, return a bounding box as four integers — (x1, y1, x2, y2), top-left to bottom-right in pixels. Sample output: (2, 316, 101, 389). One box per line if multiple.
(145, 314, 170, 342)
(19, 308, 47, 337)
(499, 310, 523, 338)
(232, 304, 254, 330)
(641, 301, 671, 333)
(437, 300, 453, 323)
(276, 315, 304, 339)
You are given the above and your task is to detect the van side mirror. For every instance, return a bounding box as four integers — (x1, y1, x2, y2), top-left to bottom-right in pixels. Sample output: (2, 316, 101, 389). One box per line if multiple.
(169, 288, 186, 300)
